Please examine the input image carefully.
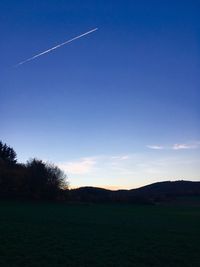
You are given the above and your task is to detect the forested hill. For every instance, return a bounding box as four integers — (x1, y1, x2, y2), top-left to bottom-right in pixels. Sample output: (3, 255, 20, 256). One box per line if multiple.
(70, 181, 200, 203)
(131, 180, 200, 196)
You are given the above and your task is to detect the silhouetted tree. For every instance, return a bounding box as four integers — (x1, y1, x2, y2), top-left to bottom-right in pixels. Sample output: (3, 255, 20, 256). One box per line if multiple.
(26, 159, 68, 200)
(0, 141, 69, 200)
(0, 141, 17, 165)
(0, 141, 18, 197)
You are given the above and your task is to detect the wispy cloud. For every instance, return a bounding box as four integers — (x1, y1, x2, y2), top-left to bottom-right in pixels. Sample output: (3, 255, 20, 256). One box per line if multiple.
(147, 145, 164, 150)
(172, 143, 199, 150)
(147, 141, 200, 151)
(57, 151, 200, 189)
(58, 157, 96, 174)
(110, 155, 130, 160)
(173, 144, 189, 150)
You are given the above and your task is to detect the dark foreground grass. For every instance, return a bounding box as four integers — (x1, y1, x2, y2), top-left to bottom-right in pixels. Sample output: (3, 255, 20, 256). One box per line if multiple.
(0, 201, 200, 267)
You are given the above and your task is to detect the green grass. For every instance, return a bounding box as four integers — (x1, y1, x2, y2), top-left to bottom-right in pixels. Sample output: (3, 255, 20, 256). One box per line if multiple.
(0, 201, 200, 267)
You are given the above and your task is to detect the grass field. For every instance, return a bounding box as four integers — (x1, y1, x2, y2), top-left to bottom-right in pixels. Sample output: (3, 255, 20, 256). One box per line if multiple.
(0, 201, 200, 267)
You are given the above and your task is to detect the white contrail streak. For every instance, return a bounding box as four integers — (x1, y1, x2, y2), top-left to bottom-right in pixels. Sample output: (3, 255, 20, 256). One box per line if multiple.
(15, 28, 98, 67)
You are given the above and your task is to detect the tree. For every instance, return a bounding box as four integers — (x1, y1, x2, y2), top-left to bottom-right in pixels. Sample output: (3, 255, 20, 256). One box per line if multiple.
(0, 141, 17, 165)
(0, 141, 69, 200)
(0, 141, 18, 197)
(26, 158, 68, 199)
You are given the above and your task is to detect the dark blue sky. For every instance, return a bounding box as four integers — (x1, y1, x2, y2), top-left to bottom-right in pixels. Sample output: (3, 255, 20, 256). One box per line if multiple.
(1, 1, 199, 188)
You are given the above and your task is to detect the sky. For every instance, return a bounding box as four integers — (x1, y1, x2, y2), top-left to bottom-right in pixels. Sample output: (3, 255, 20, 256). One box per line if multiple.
(1, 0, 199, 189)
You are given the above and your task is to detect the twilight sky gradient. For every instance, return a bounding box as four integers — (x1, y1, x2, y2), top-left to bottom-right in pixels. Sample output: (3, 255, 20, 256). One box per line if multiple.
(1, 0, 199, 189)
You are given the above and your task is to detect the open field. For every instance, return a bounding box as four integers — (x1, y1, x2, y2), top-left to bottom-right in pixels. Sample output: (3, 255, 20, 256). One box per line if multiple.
(0, 201, 200, 267)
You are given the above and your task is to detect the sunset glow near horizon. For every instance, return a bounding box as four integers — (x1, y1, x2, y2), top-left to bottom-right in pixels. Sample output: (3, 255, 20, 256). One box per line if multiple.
(1, 1, 199, 189)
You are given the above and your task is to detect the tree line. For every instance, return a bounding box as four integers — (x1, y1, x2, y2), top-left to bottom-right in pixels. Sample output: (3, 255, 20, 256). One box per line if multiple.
(0, 141, 68, 200)
(1, 141, 199, 204)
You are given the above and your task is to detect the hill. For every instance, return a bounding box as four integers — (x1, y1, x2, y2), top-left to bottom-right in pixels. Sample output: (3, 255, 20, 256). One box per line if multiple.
(70, 180, 200, 204)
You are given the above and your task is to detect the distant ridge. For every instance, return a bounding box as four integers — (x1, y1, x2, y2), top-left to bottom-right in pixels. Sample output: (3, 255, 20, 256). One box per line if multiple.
(70, 181, 200, 204)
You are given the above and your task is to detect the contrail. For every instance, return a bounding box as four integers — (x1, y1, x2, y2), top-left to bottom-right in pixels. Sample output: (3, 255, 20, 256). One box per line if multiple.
(15, 28, 98, 67)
